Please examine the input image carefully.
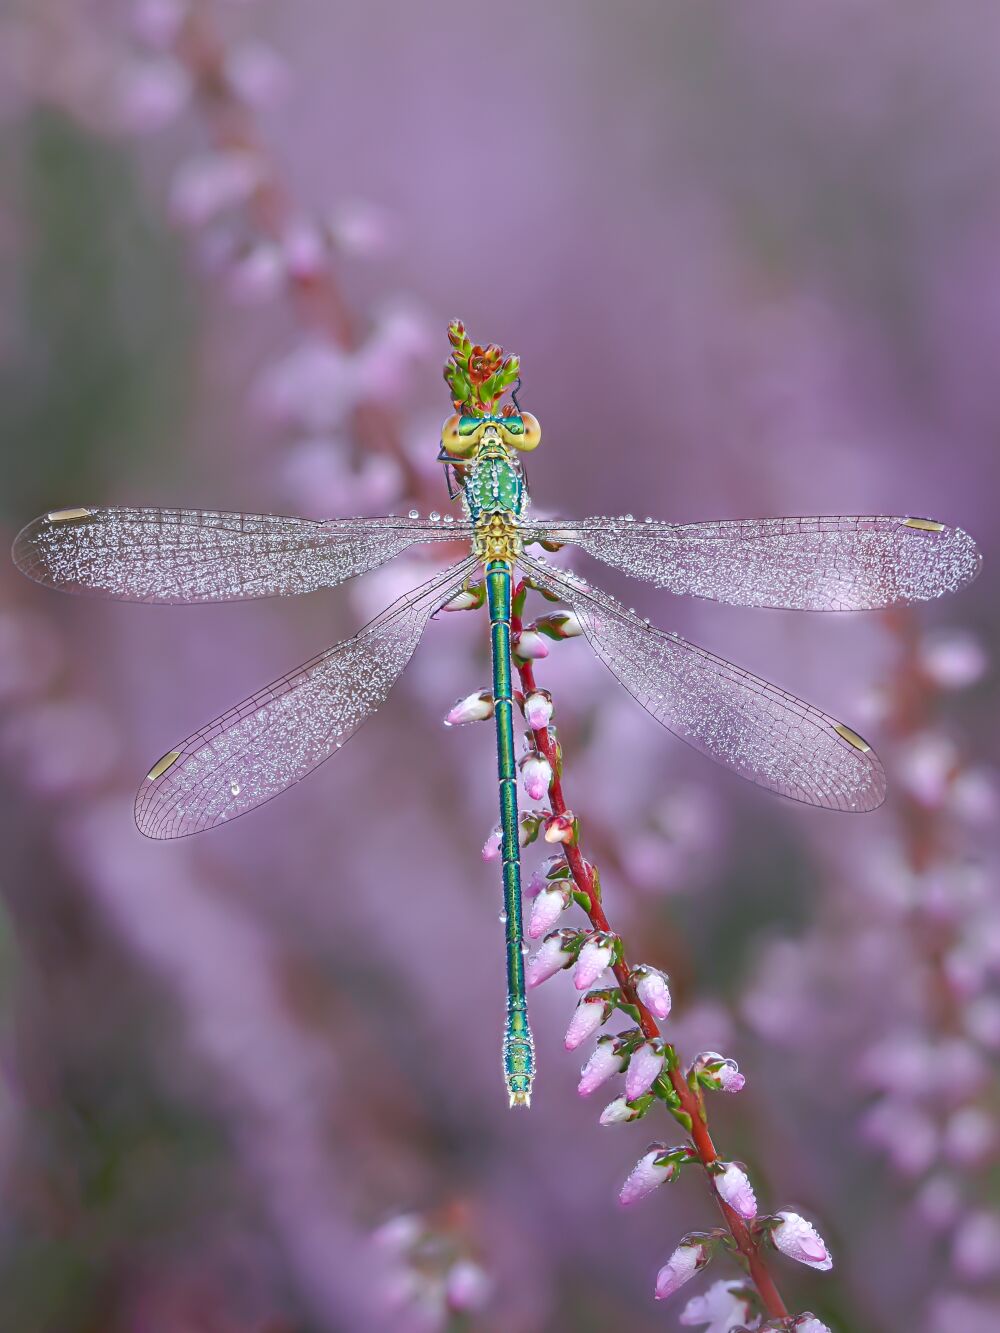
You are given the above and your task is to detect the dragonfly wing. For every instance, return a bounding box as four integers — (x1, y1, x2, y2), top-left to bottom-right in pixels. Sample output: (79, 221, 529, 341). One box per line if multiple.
(135, 554, 479, 838)
(526, 515, 980, 610)
(13, 507, 464, 604)
(519, 554, 886, 812)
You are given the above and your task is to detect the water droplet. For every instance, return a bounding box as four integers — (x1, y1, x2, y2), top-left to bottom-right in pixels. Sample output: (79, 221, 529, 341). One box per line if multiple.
(408, 509, 419, 519)
(521, 943, 530, 955)
(625, 513, 634, 522)
(498, 911, 508, 924)
(443, 514, 454, 524)
(430, 511, 441, 521)
(644, 516, 653, 523)
(230, 782, 240, 796)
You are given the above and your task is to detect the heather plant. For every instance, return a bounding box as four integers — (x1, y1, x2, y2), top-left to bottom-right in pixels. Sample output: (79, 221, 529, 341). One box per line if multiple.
(1, 4, 997, 1333)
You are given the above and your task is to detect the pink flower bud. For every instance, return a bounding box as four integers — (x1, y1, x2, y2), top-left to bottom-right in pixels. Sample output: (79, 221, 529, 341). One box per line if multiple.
(225, 40, 290, 109)
(170, 150, 263, 228)
(794, 1317, 833, 1333)
(679, 1281, 752, 1330)
(445, 1259, 492, 1313)
(526, 931, 576, 988)
(952, 1210, 1000, 1280)
(772, 1211, 833, 1271)
(526, 855, 565, 898)
(523, 690, 554, 729)
(620, 1146, 674, 1206)
(691, 1050, 746, 1094)
(564, 996, 606, 1050)
(654, 1237, 711, 1299)
(921, 630, 987, 690)
(481, 825, 501, 862)
(529, 885, 569, 939)
(115, 57, 191, 133)
(520, 752, 553, 800)
(578, 1035, 624, 1096)
(444, 690, 494, 727)
(634, 966, 672, 1019)
(550, 611, 583, 638)
(714, 1162, 757, 1218)
(599, 1095, 643, 1126)
(514, 628, 549, 660)
(442, 587, 482, 611)
(282, 218, 328, 280)
(228, 243, 286, 304)
(544, 812, 576, 845)
(626, 1041, 665, 1100)
(575, 933, 615, 990)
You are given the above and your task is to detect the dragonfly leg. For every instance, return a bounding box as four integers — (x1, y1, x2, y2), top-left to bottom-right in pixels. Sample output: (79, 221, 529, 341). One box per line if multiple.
(486, 559, 535, 1108)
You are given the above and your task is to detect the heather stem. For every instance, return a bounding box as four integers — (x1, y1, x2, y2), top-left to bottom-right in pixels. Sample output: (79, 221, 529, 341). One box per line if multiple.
(511, 590, 790, 1323)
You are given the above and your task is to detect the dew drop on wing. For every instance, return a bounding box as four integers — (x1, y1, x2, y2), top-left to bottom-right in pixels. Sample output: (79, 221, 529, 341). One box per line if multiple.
(230, 782, 240, 796)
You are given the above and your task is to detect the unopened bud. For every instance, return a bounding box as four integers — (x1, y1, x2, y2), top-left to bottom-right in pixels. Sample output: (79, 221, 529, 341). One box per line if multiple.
(444, 690, 494, 726)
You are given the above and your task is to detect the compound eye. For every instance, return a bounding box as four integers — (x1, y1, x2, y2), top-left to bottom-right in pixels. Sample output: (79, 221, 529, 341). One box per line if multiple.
(441, 413, 477, 457)
(511, 411, 541, 452)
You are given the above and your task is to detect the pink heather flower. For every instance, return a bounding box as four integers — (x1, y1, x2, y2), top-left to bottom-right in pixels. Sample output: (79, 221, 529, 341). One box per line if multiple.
(578, 1035, 624, 1096)
(330, 199, 396, 259)
(921, 630, 988, 690)
(444, 691, 494, 727)
(526, 855, 565, 898)
(520, 752, 553, 800)
(514, 628, 549, 660)
(691, 1050, 745, 1093)
(371, 1213, 421, 1255)
(793, 1317, 832, 1333)
(528, 885, 569, 939)
(564, 996, 606, 1050)
(444, 1259, 492, 1313)
(714, 1162, 757, 1219)
(544, 812, 575, 845)
(943, 1106, 996, 1164)
(115, 57, 191, 132)
(225, 40, 290, 108)
(679, 1279, 752, 1331)
(131, 0, 186, 48)
(281, 218, 328, 280)
(481, 825, 502, 862)
(227, 243, 286, 304)
(633, 965, 672, 1019)
(654, 1238, 711, 1300)
(952, 1210, 1000, 1280)
(626, 1041, 665, 1100)
(525, 931, 576, 988)
(772, 1211, 833, 1271)
(255, 340, 357, 433)
(620, 1146, 673, 1206)
(574, 933, 615, 990)
(170, 150, 263, 227)
(523, 690, 554, 730)
(599, 1096, 644, 1126)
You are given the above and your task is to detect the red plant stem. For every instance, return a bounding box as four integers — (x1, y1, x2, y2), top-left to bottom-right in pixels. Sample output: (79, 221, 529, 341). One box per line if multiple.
(512, 597, 790, 1323)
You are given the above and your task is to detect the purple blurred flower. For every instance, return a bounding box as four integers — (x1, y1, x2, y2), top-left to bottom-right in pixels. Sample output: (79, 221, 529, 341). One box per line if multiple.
(170, 149, 263, 226)
(951, 1210, 1000, 1280)
(225, 39, 289, 107)
(444, 1258, 492, 1313)
(114, 57, 190, 132)
(255, 339, 357, 433)
(772, 1211, 833, 1271)
(920, 630, 988, 690)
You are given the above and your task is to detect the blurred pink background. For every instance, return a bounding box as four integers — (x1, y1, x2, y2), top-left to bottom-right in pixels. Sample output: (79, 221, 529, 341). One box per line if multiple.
(0, 3, 998, 1331)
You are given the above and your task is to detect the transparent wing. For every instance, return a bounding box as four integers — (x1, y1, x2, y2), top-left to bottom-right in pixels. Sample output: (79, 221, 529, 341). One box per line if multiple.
(13, 506, 466, 604)
(526, 514, 981, 611)
(135, 554, 479, 838)
(520, 554, 886, 812)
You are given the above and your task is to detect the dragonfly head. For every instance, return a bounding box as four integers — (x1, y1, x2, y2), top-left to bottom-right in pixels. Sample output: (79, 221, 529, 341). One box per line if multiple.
(440, 411, 541, 461)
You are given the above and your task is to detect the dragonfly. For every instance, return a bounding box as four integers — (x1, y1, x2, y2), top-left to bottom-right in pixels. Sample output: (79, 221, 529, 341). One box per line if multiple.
(11, 325, 982, 1109)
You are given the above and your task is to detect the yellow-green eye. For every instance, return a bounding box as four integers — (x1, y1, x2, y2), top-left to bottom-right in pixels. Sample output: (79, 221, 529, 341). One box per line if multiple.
(441, 414, 477, 457)
(510, 411, 541, 452)
(458, 415, 483, 436)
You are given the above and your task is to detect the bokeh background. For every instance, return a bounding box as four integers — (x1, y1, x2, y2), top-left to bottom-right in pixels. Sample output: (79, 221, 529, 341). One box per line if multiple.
(1, 3, 998, 1331)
